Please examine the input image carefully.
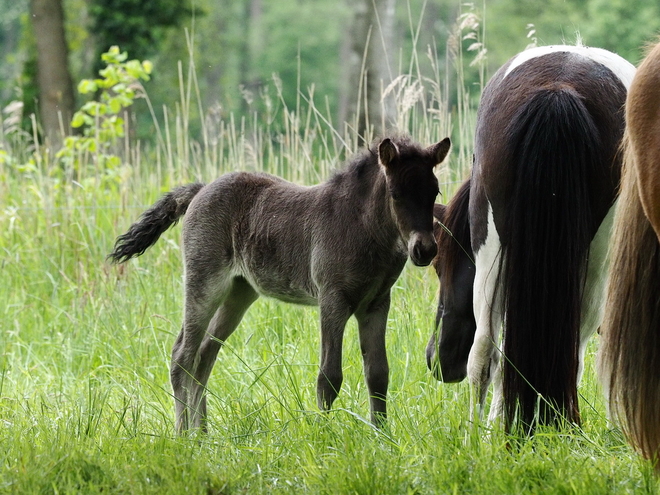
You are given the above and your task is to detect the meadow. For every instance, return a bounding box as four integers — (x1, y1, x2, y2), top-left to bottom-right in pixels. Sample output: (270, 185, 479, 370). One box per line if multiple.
(0, 42, 658, 494)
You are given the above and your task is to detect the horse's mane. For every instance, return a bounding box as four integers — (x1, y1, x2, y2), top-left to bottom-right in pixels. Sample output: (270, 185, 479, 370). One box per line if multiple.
(435, 179, 472, 294)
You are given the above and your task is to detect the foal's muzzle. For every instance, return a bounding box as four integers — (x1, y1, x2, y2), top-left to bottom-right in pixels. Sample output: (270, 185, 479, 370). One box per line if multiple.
(408, 231, 437, 266)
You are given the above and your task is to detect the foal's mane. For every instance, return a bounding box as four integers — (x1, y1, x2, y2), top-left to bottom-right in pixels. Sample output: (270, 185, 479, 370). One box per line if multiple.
(329, 134, 427, 183)
(435, 179, 472, 292)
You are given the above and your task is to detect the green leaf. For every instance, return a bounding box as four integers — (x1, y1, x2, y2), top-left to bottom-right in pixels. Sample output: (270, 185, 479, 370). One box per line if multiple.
(71, 112, 86, 128)
(109, 98, 122, 114)
(77, 79, 98, 94)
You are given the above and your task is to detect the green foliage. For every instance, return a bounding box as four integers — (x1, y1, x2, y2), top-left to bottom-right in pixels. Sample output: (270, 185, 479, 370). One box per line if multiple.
(4, 0, 660, 142)
(89, 0, 193, 69)
(0, 0, 28, 103)
(253, 0, 344, 119)
(56, 46, 152, 187)
(485, 0, 660, 69)
(582, 0, 660, 63)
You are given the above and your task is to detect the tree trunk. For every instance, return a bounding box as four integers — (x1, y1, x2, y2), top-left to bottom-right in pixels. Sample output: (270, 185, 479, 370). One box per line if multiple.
(29, 0, 76, 149)
(238, 0, 263, 114)
(339, 0, 396, 144)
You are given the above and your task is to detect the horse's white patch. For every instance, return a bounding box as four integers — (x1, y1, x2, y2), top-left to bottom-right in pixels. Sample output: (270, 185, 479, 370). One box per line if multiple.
(467, 202, 503, 417)
(504, 45, 636, 89)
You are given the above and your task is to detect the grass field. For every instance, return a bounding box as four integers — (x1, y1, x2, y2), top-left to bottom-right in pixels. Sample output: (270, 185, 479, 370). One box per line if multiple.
(1, 43, 659, 494)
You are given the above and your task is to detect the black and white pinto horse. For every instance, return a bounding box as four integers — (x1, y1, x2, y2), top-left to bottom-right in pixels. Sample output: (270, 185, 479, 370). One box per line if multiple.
(427, 45, 635, 431)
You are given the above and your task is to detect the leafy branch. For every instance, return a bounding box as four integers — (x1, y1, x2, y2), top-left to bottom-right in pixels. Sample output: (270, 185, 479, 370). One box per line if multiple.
(56, 46, 152, 184)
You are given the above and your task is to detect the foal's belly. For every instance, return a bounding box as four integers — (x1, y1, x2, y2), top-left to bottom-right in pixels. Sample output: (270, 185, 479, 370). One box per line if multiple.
(236, 259, 319, 306)
(248, 275, 319, 306)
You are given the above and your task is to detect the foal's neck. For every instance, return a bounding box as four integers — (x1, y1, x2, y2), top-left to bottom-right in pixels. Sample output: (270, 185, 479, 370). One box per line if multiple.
(347, 153, 400, 240)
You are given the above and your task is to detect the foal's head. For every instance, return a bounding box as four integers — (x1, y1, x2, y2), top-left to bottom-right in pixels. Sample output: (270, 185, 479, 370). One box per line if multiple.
(378, 136, 451, 266)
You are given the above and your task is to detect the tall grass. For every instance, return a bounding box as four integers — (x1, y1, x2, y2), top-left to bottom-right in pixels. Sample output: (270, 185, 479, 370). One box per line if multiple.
(0, 8, 656, 494)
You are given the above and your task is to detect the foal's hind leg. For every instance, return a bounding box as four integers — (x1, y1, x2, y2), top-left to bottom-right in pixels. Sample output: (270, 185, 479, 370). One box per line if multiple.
(317, 292, 352, 415)
(171, 272, 233, 432)
(188, 277, 259, 431)
(355, 294, 391, 427)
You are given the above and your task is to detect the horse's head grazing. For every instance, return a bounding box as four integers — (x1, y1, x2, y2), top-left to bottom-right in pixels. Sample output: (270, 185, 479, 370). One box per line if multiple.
(425, 181, 476, 382)
(378, 136, 450, 266)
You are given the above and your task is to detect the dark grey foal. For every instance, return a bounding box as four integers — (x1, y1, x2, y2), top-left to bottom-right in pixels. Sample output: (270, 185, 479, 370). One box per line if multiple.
(109, 135, 450, 432)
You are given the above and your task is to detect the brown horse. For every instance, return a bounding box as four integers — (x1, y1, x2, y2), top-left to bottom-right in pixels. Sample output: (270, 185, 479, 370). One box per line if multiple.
(109, 135, 450, 432)
(426, 45, 635, 432)
(598, 41, 660, 466)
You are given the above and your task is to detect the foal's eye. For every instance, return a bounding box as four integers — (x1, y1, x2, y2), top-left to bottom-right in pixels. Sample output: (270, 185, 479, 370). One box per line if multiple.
(390, 190, 403, 201)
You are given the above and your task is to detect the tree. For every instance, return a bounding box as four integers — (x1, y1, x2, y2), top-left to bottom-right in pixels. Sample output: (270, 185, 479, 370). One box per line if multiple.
(29, 0, 76, 148)
(340, 0, 396, 142)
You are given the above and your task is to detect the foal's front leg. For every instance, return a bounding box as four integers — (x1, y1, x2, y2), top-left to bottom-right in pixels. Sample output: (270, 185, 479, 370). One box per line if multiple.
(317, 292, 352, 414)
(355, 294, 391, 427)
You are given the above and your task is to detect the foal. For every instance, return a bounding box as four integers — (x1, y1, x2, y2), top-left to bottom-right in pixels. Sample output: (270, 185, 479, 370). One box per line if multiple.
(110, 135, 450, 431)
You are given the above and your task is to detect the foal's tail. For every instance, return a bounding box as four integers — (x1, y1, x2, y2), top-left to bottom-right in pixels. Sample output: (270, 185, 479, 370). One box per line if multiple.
(501, 86, 601, 431)
(599, 139, 660, 467)
(108, 183, 205, 263)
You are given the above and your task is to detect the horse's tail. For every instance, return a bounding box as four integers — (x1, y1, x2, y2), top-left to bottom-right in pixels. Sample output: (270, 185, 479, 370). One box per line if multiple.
(501, 86, 600, 430)
(108, 183, 205, 263)
(599, 139, 660, 465)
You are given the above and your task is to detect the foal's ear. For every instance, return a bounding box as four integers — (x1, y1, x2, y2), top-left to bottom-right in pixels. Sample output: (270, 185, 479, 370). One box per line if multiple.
(427, 137, 451, 166)
(433, 203, 447, 222)
(378, 138, 400, 169)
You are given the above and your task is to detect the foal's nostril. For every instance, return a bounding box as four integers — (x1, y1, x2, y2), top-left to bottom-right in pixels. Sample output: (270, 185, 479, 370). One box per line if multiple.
(408, 232, 437, 265)
(427, 242, 438, 260)
(413, 243, 423, 262)
(414, 241, 437, 265)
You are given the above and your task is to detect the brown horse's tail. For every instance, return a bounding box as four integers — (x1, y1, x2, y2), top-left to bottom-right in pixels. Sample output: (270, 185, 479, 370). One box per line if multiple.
(598, 140, 660, 466)
(108, 183, 205, 263)
(501, 86, 601, 431)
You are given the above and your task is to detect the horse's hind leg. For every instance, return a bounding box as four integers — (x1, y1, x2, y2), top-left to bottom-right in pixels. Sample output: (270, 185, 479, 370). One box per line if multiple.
(468, 205, 503, 422)
(578, 203, 615, 394)
(317, 292, 352, 415)
(355, 294, 391, 427)
(171, 271, 232, 432)
(188, 277, 258, 431)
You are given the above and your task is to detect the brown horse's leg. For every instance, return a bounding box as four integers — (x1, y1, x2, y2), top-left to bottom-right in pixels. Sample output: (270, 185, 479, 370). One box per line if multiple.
(189, 277, 258, 431)
(356, 294, 391, 427)
(317, 293, 351, 414)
